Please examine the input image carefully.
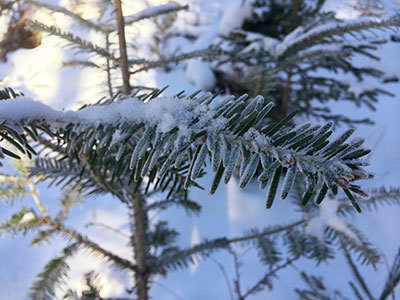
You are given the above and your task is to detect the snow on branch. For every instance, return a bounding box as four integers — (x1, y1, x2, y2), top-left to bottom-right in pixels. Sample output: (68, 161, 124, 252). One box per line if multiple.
(25, 0, 105, 33)
(0, 92, 373, 210)
(27, 21, 114, 59)
(276, 15, 400, 59)
(104, 3, 188, 32)
(129, 47, 222, 74)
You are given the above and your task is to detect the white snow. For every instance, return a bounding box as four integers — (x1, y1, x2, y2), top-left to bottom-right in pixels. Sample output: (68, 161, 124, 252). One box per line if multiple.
(2, 0, 400, 299)
(103, 3, 184, 32)
(189, 225, 201, 274)
(185, 59, 216, 90)
(18, 212, 36, 224)
(305, 199, 362, 245)
(0, 95, 228, 135)
(219, 0, 253, 36)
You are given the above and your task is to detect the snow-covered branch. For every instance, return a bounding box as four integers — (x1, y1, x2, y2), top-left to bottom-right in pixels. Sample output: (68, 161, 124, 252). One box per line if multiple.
(0, 92, 373, 210)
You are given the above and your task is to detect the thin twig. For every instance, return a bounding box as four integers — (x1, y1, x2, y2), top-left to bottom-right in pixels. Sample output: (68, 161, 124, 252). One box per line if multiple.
(228, 219, 305, 244)
(105, 33, 114, 98)
(27, 179, 136, 272)
(27, 179, 48, 217)
(26, 0, 104, 32)
(242, 257, 298, 299)
(344, 249, 374, 300)
(281, 68, 292, 119)
(124, 4, 188, 26)
(44, 217, 137, 272)
(85, 221, 130, 238)
(210, 257, 235, 300)
(155, 281, 185, 300)
(230, 248, 243, 299)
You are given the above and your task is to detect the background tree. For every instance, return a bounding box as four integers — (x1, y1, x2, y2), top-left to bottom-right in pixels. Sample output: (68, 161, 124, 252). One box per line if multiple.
(0, 0, 400, 299)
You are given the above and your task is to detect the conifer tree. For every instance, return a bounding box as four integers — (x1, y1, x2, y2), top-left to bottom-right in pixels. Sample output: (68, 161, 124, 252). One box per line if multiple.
(0, 0, 400, 299)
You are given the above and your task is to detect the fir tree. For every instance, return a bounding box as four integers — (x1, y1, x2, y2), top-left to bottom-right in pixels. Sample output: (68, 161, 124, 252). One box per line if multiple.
(0, 0, 400, 299)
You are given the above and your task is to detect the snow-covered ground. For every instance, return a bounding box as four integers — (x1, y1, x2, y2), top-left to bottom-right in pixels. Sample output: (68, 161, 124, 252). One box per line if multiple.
(1, 0, 400, 299)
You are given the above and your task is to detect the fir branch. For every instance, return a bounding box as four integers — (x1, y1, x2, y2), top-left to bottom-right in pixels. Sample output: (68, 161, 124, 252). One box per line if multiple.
(123, 3, 187, 27)
(29, 243, 79, 300)
(0, 208, 41, 237)
(154, 220, 305, 273)
(338, 187, 400, 216)
(27, 20, 114, 59)
(85, 221, 130, 238)
(0, 173, 28, 204)
(25, 0, 105, 32)
(278, 16, 400, 59)
(145, 198, 201, 215)
(80, 154, 127, 202)
(0, 93, 373, 209)
(229, 219, 306, 244)
(129, 47, 222, 74)
(43, 217, 136, 272)
(153, 238, 230, 273)
(62, 60, 100, 69)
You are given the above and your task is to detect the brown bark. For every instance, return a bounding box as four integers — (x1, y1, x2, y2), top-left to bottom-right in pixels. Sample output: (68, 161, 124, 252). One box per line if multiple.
(132, 193, 149, 300)
(113, 0, 130, 95)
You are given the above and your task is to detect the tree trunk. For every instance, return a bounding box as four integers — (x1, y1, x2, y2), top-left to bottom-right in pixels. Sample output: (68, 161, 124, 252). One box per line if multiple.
(113, 0, 130, 95)
(132, 193, 149, 300)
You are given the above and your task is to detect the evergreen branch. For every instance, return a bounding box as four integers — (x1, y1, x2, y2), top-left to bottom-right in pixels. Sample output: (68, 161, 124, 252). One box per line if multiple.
(145, 198, 201, 215)
(344, 249, 374, 300)
(338, 187, 400, 216)
(62, 60, 100, 69)
(0, 93, 374, 209)
(123, 3, 187, 27)
(154, 220, 305, 273)
(278, 16, 400, 59)
(328, 224, 380, 265)
(229, 219, 306, 244)
(85, 221, 130, 238)
(101, 3, 188, 32)
(42, 217, 136, 272)
(0, 173, 28, 204)
(25, 0, 105, 32)
(153, 238, 230, 273)
(80, 154, 127, 202)
(0, 208, 41, 237)
(27, 20, 114, 59)
(0, 173, 26, 184)
(29, 243, 79, 300)
(129, 47, 222, 74)
(296, 271, 347, 299)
